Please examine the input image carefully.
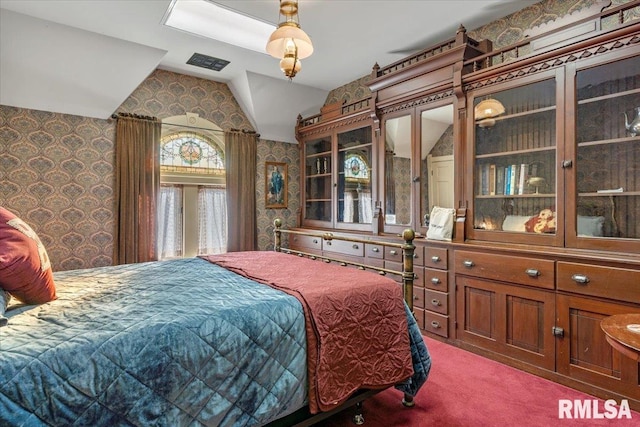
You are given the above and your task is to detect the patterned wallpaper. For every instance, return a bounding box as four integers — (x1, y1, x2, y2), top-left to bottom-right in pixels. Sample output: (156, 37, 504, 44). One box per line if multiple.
(0, 69, 300, 270)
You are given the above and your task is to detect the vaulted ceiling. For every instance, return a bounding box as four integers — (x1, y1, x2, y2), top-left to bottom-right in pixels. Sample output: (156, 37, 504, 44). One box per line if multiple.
(0, 0, 539, 143)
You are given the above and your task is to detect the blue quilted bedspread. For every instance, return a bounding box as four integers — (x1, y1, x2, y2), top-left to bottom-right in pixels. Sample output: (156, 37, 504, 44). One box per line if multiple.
(0, 257, 430, 426)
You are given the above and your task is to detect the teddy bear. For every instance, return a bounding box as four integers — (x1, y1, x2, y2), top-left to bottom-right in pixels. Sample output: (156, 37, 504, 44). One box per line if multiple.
(525, 208, 556, 234)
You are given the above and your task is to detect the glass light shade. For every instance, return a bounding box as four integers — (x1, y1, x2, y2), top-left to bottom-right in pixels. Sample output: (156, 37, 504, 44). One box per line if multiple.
(474, 98, 506, 120)
(280, 55, 301, 78)
(266, 22, 313, 59)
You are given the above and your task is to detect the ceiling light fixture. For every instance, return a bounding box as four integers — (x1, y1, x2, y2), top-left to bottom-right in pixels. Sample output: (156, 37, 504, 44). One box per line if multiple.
(266, 0, 313, 80)
(474, 98, 506, 128)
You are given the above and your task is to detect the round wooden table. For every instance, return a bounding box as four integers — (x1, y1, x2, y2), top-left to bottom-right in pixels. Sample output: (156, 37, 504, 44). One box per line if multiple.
(601, 313, 640, 362)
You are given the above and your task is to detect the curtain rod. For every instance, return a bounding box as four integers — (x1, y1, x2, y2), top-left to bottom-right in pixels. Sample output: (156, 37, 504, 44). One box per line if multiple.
(111, 114, 259, 137)
(162, 122, 259, 137)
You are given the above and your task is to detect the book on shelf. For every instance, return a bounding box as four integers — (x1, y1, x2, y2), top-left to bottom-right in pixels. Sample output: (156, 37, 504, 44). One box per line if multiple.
(496, 166, 505, 195)
(518, 163, 527, 195)
(489, 164, 496, 195)
(509, 164, 517, 195)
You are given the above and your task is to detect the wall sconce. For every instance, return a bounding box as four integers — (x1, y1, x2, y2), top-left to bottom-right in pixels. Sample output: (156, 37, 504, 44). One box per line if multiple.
(266, 0, 313, 80)
(474, 98, 506, 128)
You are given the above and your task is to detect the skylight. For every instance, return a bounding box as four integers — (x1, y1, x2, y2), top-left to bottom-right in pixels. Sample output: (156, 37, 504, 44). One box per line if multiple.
(163, 0, 276, 54)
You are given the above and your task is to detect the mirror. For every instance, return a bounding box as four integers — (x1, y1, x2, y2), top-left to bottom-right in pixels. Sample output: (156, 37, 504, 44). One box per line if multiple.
(384, 114, 412, 226)
(420, 104, 455, 227)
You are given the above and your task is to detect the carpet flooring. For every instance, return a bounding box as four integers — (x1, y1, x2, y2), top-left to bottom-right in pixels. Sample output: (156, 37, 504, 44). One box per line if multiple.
(318, 336, 640, 426)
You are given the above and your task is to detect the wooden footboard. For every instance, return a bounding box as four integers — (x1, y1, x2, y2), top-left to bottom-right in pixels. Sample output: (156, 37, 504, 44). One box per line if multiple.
(273, 218, 416, 313)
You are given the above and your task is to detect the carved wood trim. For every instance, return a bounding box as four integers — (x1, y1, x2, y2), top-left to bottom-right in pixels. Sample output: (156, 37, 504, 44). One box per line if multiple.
(463, 30, 640, 93)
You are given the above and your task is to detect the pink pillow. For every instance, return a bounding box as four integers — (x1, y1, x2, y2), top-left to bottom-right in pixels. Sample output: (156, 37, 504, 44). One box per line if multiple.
(0, 207, 56, 304)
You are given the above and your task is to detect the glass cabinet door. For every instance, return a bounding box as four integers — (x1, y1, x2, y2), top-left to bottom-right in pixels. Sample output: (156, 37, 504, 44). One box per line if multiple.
(573, 54, 640, 248)
(471, 76, 558, 243)
(304, 136, 332, 224)
(337, 126, 373, 227)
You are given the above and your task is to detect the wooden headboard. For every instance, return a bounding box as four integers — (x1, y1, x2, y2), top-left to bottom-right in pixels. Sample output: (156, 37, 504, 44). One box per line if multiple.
(273, 219, 416, 312)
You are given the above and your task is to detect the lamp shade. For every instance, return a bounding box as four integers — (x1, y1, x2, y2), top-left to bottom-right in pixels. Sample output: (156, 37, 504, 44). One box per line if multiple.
(266, 22, 313, 59)
(474, 98, 505, 120)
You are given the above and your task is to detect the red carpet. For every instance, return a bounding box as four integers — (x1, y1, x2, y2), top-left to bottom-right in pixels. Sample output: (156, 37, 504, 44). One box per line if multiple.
(319, 337, 640, 426)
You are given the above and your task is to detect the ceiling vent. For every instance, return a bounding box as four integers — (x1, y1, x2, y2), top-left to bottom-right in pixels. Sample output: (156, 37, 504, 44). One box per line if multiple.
(186, 53, 230, 71)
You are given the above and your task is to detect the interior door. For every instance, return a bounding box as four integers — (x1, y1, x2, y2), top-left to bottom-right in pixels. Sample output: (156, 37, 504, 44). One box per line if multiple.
(428, 154, 454, 210)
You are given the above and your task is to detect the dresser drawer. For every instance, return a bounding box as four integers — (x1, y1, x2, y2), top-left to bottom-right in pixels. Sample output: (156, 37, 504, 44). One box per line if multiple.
(384, 261, 403, 282)
(384, 246, 403, 262)
(425, 289, 448, 315)
(455, 250, 555, 290)
(557, 262, 640, 302)
(413, 286, 425, 309)
(424, 267, 448, 291)
(365, 243, 384, 259)
(290, 234, 322, 251)
(366, 258, 384, 269)
(425, 247, 448, 269)
(412, 246, 425, 267)
(424, 311, 449, 338)
(323, 238, 364, 257)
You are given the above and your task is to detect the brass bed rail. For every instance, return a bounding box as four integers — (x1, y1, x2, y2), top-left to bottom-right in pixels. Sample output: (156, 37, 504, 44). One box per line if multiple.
(273, 219, 416, 312)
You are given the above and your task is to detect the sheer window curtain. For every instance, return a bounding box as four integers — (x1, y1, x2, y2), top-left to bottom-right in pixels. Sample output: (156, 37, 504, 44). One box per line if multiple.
(113, 113, 161, 265)
(198, 187, 227, 254)
(157, 185, 182, 259)
(358, 190, 373, 223)
(225, 130, 257, 252)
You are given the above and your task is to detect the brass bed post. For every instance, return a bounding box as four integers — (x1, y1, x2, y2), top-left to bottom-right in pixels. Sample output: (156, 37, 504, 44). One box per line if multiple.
(274, 218, 282, 252)
(401, 228, 416, 313)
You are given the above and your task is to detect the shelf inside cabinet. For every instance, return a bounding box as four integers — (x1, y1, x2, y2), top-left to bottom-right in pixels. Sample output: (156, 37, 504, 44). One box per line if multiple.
(476, 193, 555, 199)
(307, 151, 331, 158)
(338, 143, 371, 152)
(306, 198, 331, 202)
(578, 136, 639, 147)
(577, 87, 640, 105)
(580, 191, 640, 197)
(476, 146, 555, 159)
(307, 173, 331, 178)
(489, 105, 556, 122)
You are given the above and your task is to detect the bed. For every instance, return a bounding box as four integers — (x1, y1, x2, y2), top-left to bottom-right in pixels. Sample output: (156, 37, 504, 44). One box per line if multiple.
(0, 212, 431, 427)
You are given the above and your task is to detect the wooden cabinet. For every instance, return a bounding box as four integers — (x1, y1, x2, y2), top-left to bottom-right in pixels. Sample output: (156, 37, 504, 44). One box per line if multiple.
(298, 100, 376, 231)
(556, 284, 640, 403)
(465, 30, 640, 254)
(294, 2, 640, 411)
(455, 250, 556, 371)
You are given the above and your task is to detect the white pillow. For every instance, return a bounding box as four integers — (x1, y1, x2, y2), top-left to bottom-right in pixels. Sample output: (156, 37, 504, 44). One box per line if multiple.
(502, 215, 533, 232)
(577, 215, 605, 237)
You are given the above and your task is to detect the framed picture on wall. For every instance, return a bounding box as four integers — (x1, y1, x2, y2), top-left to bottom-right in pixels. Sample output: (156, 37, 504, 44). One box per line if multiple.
(265, 161, 288, 209)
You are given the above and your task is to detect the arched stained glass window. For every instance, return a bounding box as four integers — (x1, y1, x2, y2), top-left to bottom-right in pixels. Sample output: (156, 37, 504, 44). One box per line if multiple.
(344, 153, 370, 182)
(161, 132, 224, 175)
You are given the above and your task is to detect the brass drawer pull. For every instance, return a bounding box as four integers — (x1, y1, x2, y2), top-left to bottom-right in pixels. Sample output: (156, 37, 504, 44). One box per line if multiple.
(525, 269, 540, 277)
(463, 260, 475, 268)
(430, 321, 441, 329)
(431, 299, 441, 307)
(352, 244, 359, 250)
(313, 239, 318, 244)
(372, 247, 379, 252)
(325, 241, 331, 246)
(414, 295, 419, 300)
(431, 256, 441, 262)
(571, 274, 590, 284)
(414, 253, 419, 258)
(431, 277, 441, 285)
(390, 250, 398, 256)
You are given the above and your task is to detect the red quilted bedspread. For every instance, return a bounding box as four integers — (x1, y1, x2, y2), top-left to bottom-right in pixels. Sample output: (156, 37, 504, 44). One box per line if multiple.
(201, 251, 414, 414)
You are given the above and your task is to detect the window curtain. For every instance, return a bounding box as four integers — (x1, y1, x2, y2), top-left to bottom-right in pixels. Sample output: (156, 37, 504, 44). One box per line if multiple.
(198, 187, 227, 255)
(358, 190, 373, 223)
(113, 113, 161, 264)
(343, 192, 355, 223)
(224, 130, 257, 252)
(157, 185, 182, 259)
